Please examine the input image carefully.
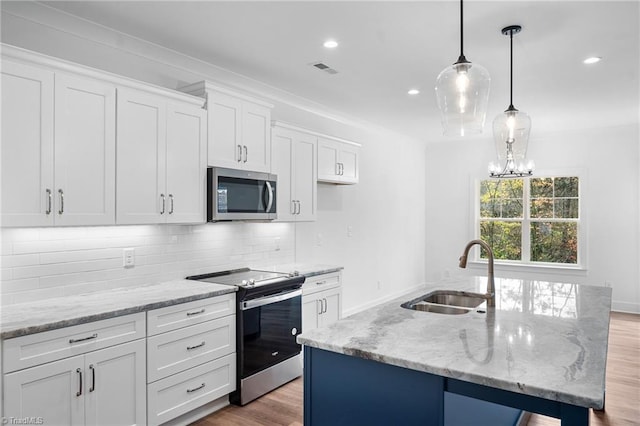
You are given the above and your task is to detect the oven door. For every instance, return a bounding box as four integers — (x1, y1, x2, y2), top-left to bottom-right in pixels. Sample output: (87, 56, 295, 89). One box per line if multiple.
(239, 289, 302, 379)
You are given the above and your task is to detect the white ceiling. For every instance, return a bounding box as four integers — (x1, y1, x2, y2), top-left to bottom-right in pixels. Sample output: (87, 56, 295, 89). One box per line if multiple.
(39, 0, 639, 142)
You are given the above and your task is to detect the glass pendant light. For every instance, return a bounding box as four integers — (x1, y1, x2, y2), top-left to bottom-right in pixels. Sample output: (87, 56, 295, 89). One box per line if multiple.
(489, 25, 534, 178)
(435, 0, 490, 137)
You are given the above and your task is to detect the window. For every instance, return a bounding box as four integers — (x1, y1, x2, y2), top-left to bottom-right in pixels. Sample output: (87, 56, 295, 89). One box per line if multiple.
(477, 176, 581, 266)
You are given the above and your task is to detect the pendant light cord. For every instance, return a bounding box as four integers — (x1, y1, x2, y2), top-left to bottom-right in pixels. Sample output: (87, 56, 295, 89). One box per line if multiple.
(460, 0, 464, 58)
(509, 29, 514, 108)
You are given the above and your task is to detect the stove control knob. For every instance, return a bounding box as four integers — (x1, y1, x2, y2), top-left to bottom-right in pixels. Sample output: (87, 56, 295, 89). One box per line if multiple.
(241, 280, 248, 286)
(291, 327, 298, 335)
(248, 279, 256, 287)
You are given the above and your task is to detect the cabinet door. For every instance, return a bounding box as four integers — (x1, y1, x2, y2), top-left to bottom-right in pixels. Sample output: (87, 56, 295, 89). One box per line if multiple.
(54, 74, 116, 226)
(339, 144, 359, 184)
(271, 129, 294, 221)
(317, 138, 340, 182)
(84, 339, 146, 426)
(293, 133, 317, 221)
(1, 61, 54, 227)
(320, 287, 342, 327)
(242, 102, 271, 173)
(116, 89, 167, 224)
(302, 294, 321, 332)
(207, 91, 242, 169)
(4, 355, 84, 425)
(166, 101, 207, 224)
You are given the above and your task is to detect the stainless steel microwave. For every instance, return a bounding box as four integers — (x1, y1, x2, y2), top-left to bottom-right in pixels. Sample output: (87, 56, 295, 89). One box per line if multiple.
(207, 167, 277, 221)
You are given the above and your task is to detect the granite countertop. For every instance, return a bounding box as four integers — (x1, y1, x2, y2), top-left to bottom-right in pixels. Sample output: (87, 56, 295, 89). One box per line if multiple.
(256, 263, 344, 278)
(0, 263, 343, 340)
(297, 276, 612, 410)
(0, 280, 237, 340)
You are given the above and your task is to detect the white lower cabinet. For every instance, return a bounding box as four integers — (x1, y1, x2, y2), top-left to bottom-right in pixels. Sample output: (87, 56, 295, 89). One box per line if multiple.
(302, 272, 343, 332)
(3, 314, 147, 426)
(146, 295, 237, 425)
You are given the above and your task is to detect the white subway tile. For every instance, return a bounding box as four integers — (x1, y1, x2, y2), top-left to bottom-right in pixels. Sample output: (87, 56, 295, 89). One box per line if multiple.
(1, 278, 40, 293)
(1, 254, 40, 268)
(13, 240, 66, 254)
(9, 287, 63, 305)
(39, 248, 121, 264)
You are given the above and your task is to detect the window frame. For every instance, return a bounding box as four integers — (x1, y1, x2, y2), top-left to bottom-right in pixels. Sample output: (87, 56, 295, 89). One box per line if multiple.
(470, 169, 587, 271)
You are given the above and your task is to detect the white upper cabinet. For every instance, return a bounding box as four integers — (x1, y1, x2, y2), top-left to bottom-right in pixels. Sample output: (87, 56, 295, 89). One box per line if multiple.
(180, 81, 273, 173)
(1, 60, 116, 227)
(117, 89, 206, 225)
(1, 61, 55, 227)
(54, 74, 116, 226)
(317, 136, 361, 184)
(271, 123, 317, 222)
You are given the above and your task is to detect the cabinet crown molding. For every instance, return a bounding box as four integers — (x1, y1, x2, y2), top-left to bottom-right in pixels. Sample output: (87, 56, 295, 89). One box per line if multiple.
(272, 121, 362, 148)
(180, 80, 274, 109)
(1, 43, 204, 107)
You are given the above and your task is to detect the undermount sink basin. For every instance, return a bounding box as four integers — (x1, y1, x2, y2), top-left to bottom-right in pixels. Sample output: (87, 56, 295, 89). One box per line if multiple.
(401, 290, 487, 315)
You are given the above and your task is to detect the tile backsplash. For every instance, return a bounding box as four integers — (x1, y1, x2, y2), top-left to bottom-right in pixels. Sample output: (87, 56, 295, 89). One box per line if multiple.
(0, 222, 294, 306)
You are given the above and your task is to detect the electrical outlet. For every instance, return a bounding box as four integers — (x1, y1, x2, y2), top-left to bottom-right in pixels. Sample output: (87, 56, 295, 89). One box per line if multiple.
(123, 248, 135, 268)
(274, 237, 281, 251)
(377, 280, 382, 290)
(317, 233, 323, 247)
(347, 225, 353, 238)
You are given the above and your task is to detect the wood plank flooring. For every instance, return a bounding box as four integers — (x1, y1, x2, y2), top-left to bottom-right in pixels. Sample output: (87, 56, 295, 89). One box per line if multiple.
(193, 312, 639, 426)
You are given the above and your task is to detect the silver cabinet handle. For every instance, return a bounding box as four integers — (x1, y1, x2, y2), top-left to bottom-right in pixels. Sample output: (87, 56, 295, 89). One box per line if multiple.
(168, 194, 174, 214)
(317, 299, 322, 315)
(89, 364, 95, 392)
(237, 144, 242, 162)
(243, 145, 248, 163)
(339, 163, 344, 175)
(291, 200, 296, 215)
(46, 189, 52, 215)
(187, 341, 206, 351)
(335, 162, 340, 176)
(69, 333, 98, 344)
(297, 200, 301, 215)
(187, 383, 206, 393)
(58, 189, 64, 214)
(160, 194, 166, 214)
(323, 298, 328, 314)
(76, 368, 83, 397)
(186, 308, 205, 316)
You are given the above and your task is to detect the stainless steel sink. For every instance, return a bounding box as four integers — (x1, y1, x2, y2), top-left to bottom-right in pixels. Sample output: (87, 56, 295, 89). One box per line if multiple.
(401, 290, 487, 315)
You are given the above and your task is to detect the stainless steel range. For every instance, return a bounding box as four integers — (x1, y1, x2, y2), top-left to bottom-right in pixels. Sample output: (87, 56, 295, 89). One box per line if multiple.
(186, 268, 305, 405)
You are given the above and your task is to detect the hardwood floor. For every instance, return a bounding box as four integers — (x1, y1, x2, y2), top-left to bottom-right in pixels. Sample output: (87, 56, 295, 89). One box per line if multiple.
(193, 312, 639, 426)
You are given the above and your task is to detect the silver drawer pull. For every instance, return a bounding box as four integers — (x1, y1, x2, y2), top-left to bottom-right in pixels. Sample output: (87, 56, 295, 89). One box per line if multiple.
(187, 383, 206, 393)
(69, 333, 98, 344)
(315, 281, 327, 286)
(186, 308, 205, 317)
(187, 341, 206, 351)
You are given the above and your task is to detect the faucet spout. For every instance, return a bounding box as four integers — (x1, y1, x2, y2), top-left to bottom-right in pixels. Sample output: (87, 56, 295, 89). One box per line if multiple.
(458, 239, 495, 307)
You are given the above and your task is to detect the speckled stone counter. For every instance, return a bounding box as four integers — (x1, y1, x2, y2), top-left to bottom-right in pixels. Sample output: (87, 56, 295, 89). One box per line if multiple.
(298, 276, 612, 410)
(0, 280, 236, 339)
(257, 263, 343, 278)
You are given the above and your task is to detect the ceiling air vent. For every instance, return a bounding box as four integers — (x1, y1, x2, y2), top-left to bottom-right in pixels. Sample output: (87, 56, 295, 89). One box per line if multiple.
(310, 61, 338, 75)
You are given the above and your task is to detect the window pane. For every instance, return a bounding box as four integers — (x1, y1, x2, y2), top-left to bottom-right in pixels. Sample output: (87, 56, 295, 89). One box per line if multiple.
(555, 177, 579, 197)
(480, 221, 522, 260)
(531, 178, 553, 197)
(531, 198, 553, 218)
(531, 222, 578, 264)
(554, 199, 579, 219)
(480, 179, 523, 219)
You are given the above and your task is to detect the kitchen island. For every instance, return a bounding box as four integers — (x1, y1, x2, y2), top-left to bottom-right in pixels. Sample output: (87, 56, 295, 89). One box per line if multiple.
(297, 277, 612, 425)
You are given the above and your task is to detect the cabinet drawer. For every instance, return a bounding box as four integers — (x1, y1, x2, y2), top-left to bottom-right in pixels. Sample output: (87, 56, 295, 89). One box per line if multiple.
(147, 353, 236, 426)
(147, 315, 236, 383)
(147, 293, 235, 336)
(302, 272, 341, 296)
(3, 313, 145, 373)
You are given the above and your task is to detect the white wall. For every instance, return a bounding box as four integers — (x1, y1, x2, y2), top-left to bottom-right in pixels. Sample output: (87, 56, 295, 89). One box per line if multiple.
(0, 3, 427, 311)
(425, 124, 640, 313)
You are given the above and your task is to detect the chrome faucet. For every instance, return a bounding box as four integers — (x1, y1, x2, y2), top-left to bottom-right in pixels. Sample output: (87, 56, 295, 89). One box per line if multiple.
(458, 239, 495, 307)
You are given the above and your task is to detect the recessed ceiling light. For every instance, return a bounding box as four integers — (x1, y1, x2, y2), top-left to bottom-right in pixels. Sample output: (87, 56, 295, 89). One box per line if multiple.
(323, 40, 338, 49)
(408, 89, 420, 95)
(583, 56, 602, 64)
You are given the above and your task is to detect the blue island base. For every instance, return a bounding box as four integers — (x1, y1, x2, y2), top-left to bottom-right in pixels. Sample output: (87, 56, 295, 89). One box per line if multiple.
(304, 346, 587, 426)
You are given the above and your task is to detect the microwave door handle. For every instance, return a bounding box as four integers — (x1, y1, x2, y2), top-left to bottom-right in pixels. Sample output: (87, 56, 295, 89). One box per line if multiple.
(265, 181, 274, 213)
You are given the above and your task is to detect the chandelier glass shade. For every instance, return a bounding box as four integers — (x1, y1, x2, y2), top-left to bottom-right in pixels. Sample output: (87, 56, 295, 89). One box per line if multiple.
(435, 0, 490, 137)
(489, 25, 533, 178)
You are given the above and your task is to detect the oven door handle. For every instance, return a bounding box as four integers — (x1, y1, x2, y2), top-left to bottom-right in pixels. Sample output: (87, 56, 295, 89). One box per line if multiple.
(241, 288, 302, 310)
